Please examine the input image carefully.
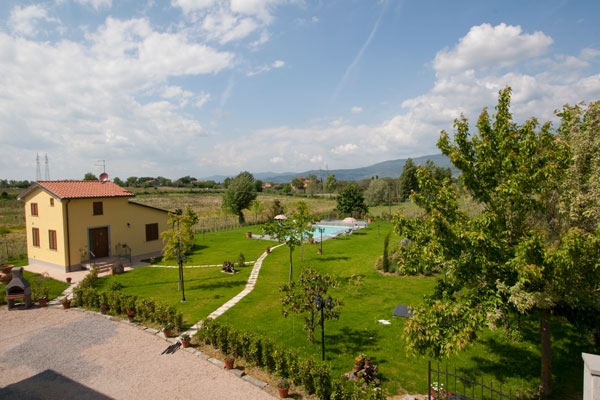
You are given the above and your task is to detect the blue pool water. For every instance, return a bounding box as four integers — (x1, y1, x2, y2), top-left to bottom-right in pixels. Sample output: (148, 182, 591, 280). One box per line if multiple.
(312, 225, 348, 236)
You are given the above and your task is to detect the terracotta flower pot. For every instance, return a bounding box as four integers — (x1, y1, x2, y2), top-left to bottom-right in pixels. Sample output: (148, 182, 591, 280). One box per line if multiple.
(100, 304, 108, 314)
(62, 300, 71, 309)
(38, 298, 48, 307)
(246, 232, 252, 238)
(163, 329, 172, 338)
(224, 358, 235, 370)
(277, 387, 289, 398)
(368, 218, 373, 223)
(66, 277, 72, 284)
(181, 339, 191, 348)
(353, 364, 361, 372)
(265, 247, 270, 254)
(126, 311, 135, 322)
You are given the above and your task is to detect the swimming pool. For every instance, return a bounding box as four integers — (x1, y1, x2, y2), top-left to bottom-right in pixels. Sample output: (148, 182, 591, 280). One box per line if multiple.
(312, 225, 348, 236)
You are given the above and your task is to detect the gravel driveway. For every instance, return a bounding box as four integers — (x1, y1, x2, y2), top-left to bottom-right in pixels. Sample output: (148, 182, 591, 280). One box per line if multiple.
(0, 307, 274, 400)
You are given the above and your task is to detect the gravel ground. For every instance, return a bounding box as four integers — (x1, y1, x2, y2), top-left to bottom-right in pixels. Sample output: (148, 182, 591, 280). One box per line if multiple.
(0, 307, 275, 400)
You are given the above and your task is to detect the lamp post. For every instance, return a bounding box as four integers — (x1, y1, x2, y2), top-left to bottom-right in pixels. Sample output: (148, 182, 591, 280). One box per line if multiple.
(314, 294, 332, 361)
(318, 227, 325, 254)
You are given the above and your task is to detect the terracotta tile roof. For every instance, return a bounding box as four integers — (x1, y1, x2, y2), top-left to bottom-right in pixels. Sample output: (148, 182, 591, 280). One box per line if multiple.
(30, 180, 135, 200)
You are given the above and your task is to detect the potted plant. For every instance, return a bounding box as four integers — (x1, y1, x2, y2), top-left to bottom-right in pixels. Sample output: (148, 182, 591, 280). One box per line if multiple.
(125, 310, 135, 322)
(61, 297, 71, 309)
(36, 286, 49, 307)
(66, 277, 72, 284)
(180, 333, 191, 348)
(100, 303, 108, 314)
(265, 247, 271, 254)
(354, 354, 365, 372)
(162, 322, 175, 338)
(277, 379, 290, 398)
(224, 354, 236, 370)
(317, 248, 322, 255)
(246, 231, 252, 238)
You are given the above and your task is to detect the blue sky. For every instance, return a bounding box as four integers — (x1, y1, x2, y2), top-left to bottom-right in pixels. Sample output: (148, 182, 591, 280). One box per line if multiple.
(1, 0, 599, 181)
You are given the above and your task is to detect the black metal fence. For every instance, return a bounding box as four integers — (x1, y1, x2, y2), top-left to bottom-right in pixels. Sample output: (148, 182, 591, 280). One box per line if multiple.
(428, 360, 529, 400)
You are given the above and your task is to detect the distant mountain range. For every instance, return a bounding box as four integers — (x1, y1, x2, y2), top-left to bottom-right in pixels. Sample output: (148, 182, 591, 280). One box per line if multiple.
(202, 154, 457, 184)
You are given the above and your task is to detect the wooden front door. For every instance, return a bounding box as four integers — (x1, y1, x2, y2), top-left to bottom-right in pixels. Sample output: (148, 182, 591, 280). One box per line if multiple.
(89, 227, 109, 258)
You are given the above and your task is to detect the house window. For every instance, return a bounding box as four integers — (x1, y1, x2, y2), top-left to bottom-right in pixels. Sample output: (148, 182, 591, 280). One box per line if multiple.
(93, 201, 103, 215)
(145, 223, 159, 241)
(50, 198, 54, 207)
(32, 228, 40, 247)
(49, 230, 57, 250)
(31, 203, 38, 216)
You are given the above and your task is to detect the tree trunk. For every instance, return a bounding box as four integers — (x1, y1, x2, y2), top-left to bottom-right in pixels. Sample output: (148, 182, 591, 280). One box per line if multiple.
(539, 309, 552, 397)
(300, 240, 304, 261)
(238, 212, 245, 224)
(288, 246, 293, 282)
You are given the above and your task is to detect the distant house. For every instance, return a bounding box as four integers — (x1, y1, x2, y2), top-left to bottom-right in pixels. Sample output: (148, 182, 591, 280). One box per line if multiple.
(262, 181, 274, 190)
(18, 180, 170, 272)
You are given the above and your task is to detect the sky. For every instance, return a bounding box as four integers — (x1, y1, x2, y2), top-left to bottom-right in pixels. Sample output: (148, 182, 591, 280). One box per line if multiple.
(1, 0, 599, 181)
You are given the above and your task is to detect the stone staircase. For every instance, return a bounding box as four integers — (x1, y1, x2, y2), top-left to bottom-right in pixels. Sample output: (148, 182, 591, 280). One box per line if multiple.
(84, 257, 130, 275)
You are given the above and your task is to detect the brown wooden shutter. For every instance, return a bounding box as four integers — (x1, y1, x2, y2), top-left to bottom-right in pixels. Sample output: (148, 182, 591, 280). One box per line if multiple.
(32, 228, 40, 247)
(145, 223, 159, 241)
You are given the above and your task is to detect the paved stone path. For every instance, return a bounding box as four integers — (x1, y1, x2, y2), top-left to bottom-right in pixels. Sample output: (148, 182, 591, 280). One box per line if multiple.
(149, 261, 255, 269)
(182, 243, 285, 337)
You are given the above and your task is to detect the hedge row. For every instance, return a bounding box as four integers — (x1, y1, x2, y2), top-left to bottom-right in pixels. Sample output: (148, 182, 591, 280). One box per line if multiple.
(73, 286, 183, 331)
(196, 318, 385, 400)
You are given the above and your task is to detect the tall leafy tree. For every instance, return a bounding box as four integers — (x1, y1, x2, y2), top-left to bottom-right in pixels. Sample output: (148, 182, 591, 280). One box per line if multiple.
(291, 201, 316, 261)
(324, 174, 338, 193)
(396, 87, 600, 397)
(398, 158, 418, 201)
(335, 183, 367, 216)
(291, 177, 305, 192)
(279, 265, 343, 343)
(262, 218, 302, 282)
(83, 172, 98, 181)
(221, 171, 257, 223)
(364, 179, 389, 206)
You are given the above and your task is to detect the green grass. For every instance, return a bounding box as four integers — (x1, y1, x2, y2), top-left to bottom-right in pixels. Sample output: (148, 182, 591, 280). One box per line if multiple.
(93, 264, 253, 328)
(153, 226, 273, 266)
(94, 226, 274, 327)
(87, 221, 591, 398)
(0, 269, 68, 303)
(215, 222, 591, 398)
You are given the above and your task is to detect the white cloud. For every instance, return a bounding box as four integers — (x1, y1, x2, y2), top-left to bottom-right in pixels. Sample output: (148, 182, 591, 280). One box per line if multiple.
(75, 0, 113, 10)
(8, 5, 60, 37)
(331, 143, 359, 155)
(0, 16, 233, 178)
(196, 23, 600, 175)
(249, 30, 270, 48)
(195, 92, 211, 108)
(171, 0, 216, 14)
(433, 23, 553, 75)
(247, 59, 285, 76)
(270, 156, 284, 163)
(351, 106, 363, 114)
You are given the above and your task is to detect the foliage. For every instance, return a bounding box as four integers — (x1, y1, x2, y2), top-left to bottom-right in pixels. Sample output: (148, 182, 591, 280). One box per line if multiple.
(262, 216, 303, 282)
(330, 376, 386, 400)
(291, 177, 305, 192)
(83, 172, 98, 181)
(237, 253, 245, 269)
(364, 179, 389, 206)
(335, 183, 367, 216)
(398, 158, 418, 201)
(161, 206, 199, 261)
(73, 286, 182, 330)
(291, 201, 316, 261)
(396, 87, 600, 396)
(197, 318, 333, 399)
(279, 265, 343, 343)
(268, 199, 285, 219)
(221, 171, 258, 223)
(381, 232, 391, 273)
(30, 273, 50, 300)
(324, 174, 338, 193)
(250, 199, 265, 223)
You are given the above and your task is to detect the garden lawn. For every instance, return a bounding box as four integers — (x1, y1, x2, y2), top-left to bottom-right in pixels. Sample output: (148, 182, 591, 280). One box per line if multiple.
(92, 264, 253, 329)
(0, 269, 68, 304)
(217, 222, 592, 399)
(153, 226, 272, 266)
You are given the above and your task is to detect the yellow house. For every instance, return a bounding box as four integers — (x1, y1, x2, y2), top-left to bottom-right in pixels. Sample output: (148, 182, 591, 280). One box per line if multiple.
(18, 180, 170, 272)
